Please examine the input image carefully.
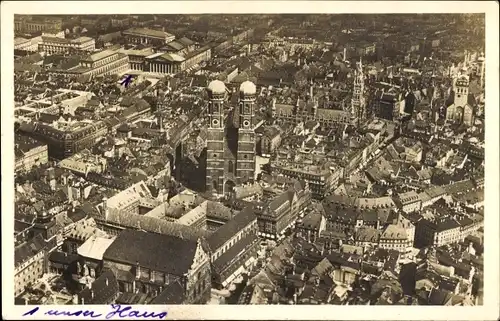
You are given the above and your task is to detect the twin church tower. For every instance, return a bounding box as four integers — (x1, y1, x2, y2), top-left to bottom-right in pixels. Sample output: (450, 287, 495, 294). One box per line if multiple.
(205, 80, 257, 196)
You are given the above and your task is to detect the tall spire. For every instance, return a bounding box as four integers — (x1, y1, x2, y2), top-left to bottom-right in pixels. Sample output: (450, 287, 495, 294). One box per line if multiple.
(351, 57, 366, 125)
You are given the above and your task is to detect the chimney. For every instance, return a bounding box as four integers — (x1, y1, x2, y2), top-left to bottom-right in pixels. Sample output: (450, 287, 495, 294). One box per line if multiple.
(49, 178, 56, 191)
(103, 196, 108, 219)
(136, 261, 141, 279)
(343, 47, 347, 61)
(67, 186, 73, 202)
(91, 290, 94, 300)
(105, 278, 109, 286)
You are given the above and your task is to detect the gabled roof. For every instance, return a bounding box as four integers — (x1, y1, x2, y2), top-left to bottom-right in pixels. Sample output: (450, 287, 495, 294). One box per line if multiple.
(103, 229, 198, 276)
(15, 233, 46, 268)
(79, 269, 119, 304)
(207, 205, 257, 251)
(428, 287, 453, 305)
(146, 52, 186, 62)
(82, 49, 117, 62)
(165, 40, 186, 51)
(177, 37, 195, 46)
(123, 27, 174, 39)
(149, 281, 185, 304)
(77, 235, 115, 261)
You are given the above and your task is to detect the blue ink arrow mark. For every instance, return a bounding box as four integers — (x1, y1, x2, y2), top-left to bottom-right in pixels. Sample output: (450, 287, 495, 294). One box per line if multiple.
(120, 75, 133, 88)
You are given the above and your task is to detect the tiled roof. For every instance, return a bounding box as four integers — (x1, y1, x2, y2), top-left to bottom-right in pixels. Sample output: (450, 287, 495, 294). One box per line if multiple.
(159, 53, 186, 62)
(149, 281, 185, 304)
(205, 200, 235, 221)
(15, 234, 46, 268)
(207, 205, 257, 251)
(79, 269, 119, 304)
(116, 292, 151, 305)
(213, 233, 258, 273)
(49, 251, 78, 265)
(103, 229, 198, 276)
(77, 236, 115, 261)
(424, 186, 447, 199)
(106, 180, 152, 209)
(380, 224, 407, 240)
(428, 287, 453, 305)
(435, 217, 461, 232)
(312, 257, 334, 276)
(355, 226, 380, 243)
(99, 205, 209, 240)
(165, 40, 185, 51)
(82, 49, 117, 62)
(123, 27, 174, 39)
(299, 210, 324, 230)
(234, 183, 263, 200)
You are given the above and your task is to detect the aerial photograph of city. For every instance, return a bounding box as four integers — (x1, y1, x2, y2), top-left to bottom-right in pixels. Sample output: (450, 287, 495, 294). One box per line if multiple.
(11, 13, 485, 307)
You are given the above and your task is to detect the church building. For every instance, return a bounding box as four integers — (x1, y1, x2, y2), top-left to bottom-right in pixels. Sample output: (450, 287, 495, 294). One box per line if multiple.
(445, 67, 476, 127)
(205, 80, 257, 197)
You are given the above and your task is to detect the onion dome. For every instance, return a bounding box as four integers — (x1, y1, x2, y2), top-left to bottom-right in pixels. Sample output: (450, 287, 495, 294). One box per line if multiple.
(207, 80, 226, 94)
(239, 81, 256, 95)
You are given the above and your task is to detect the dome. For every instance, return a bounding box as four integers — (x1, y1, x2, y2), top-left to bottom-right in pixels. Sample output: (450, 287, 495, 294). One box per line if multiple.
(207, 80, 226, 94)
(239, 81, 257, 95)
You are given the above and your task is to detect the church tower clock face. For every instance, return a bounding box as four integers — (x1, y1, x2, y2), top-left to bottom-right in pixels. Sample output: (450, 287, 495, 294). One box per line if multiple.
(212, 119, 219, 127)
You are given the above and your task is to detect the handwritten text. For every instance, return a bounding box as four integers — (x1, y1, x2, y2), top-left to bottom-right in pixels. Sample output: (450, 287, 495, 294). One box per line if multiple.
(23, 305, 168, 319)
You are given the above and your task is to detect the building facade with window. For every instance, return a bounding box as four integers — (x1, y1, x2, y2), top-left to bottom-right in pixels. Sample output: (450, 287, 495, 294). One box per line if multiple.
(15, 134, 48, 173)
(15, 16, 62, 33)
(26, 119, 108, 160)
(14, 235, 46, 297)
(38, 36, 96, 55)
(207, 206, 260, 288)
(257, 180, 312, 240)
(79, 49, 129, 78)
(103, 229, 211, 304)
(415, 216, 462, 247)
(123, 28, 175, 46)
(271, 161, 341, 200)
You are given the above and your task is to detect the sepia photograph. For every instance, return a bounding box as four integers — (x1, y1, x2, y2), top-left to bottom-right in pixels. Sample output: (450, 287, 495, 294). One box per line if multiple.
(2, 1, 499, 320)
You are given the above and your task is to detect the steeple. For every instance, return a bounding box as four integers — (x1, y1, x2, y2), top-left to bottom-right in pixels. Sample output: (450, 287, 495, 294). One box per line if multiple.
(205, 80, 227, 196)
(33, 210, 57, 241)
(351, 57, 366, 125)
